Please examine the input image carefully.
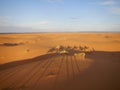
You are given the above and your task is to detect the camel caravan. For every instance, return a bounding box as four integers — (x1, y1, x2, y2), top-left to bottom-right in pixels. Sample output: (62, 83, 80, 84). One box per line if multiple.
(48, 45, 94, 59)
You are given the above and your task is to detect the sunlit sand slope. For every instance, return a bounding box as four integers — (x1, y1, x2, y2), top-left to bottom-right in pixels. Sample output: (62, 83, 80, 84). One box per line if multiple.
(0, 33, 120, 64)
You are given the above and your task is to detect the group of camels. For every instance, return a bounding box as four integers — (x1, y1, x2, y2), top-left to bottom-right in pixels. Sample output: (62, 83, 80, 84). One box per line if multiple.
(48, 45, 94, 56)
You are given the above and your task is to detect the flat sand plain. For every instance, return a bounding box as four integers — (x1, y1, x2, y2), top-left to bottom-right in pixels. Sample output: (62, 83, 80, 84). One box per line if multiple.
(0, 33, 120, 90)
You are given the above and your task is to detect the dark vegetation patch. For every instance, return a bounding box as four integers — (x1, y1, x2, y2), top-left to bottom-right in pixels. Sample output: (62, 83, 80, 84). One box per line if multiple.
(105, 35, 111, 38)
(26, 49, 30, 52)
(0, 42, 23, 46)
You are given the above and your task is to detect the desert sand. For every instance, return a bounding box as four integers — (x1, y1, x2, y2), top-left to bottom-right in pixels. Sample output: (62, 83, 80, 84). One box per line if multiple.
(0, 33, 120, 90)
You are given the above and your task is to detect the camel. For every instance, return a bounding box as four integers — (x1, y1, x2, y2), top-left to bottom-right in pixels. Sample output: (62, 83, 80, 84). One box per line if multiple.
(56, 45, 64, 52)
(47, 45, 92, 57)
(48, 47, 56, 53)
(74, 52, 86, 59)
(59, 50, 68, 54)
(56, 45, 61, 50)
(73, 46, 78, 50)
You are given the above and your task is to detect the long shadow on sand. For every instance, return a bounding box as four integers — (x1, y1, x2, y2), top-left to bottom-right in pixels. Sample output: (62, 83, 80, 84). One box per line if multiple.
(0, 51, 120, 90)
(0, 53, 57, 71)
(86, 51, 120, 61)
(64, 51, 120, 90)
(0, 51, 120, 71)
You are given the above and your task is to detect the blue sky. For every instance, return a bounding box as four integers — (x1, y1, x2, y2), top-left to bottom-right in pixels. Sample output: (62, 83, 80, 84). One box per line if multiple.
(0, 0, 120, 32)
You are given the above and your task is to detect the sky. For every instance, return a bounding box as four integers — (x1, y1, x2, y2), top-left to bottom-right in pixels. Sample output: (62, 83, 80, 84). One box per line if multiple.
(0, 0, 120, 33)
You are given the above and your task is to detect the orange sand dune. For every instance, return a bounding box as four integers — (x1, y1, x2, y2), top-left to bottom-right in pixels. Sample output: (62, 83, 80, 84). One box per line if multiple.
(0, 33, 120, 64)
(0, 33, 120, 90)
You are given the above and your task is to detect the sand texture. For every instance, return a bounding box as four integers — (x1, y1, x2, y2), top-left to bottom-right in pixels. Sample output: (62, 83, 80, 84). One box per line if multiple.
(0, 33, 120, 90)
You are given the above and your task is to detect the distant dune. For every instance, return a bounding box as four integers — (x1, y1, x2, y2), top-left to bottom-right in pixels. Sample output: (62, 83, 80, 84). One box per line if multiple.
(0, 33, 120, 64)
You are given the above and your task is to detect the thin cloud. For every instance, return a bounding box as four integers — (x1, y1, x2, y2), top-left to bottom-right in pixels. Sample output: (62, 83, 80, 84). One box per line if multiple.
(100, 0, 116, 6)
(99, 0, 120, 15)
(0, 16, 13, 27)
(109, 7, 120, 15)
(0, 16, 52, 30)
(70, 16, 80, 20)
(18, 21, 52, 29)
(48, 0, 64, 3)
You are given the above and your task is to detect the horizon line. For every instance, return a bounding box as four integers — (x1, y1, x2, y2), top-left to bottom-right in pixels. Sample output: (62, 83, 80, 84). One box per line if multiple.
(0, 31, 120, 34)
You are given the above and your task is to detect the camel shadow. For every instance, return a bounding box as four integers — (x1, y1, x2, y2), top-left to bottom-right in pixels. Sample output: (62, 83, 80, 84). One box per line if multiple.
(0, 51, 120, 90)
(0, 53, 58, 71)
(59, 51, 120, 90)
(0, 51, 120, 71)
(86, 51, 120, 62)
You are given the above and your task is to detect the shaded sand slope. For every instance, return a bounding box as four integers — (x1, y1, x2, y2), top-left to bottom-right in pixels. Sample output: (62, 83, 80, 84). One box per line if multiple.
(0, 51, 120, 90)
(0, 33, 120, 64)
(65, 51, 120, 90)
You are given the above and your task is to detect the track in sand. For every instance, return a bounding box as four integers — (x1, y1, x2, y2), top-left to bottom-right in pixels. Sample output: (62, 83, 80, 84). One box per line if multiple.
(0, 51, 120, 90)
